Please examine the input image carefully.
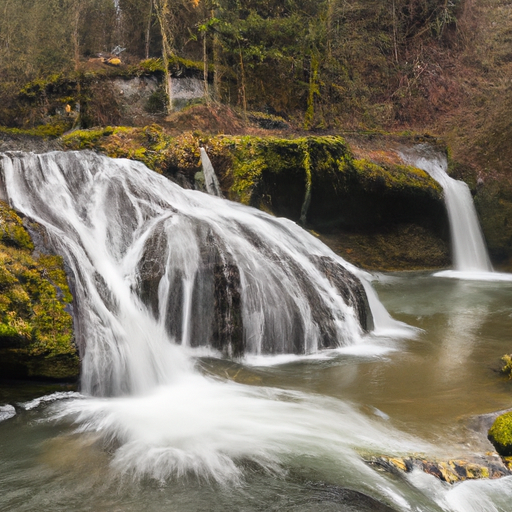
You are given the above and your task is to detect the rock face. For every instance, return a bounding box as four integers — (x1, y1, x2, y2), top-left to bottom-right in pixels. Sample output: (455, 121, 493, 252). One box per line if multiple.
(474, 177, 512, 267)
(0, 200, 78, 380)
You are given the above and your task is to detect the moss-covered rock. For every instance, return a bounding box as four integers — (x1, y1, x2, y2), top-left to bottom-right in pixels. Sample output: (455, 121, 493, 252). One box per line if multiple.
(0, 202, 78, 381)
(62, 125, 172, 174)
(488, 412, 512, 457)
(501, 354, 512, 379)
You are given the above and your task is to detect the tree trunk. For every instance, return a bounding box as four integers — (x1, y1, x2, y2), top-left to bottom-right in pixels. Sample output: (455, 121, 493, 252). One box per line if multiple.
(154, 0, 174, 114)
(145, 0, 153, 60)
(203, 28, 209, 104)
(212, 9, 221, 102)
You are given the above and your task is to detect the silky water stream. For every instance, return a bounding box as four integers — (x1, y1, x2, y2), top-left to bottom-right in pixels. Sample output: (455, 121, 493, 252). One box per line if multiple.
(1, 151, 512, 511)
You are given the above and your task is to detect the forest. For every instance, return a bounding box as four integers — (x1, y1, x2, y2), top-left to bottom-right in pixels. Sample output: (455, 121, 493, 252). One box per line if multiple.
(0, 0, 471, 129)
(3, 3, 512, 511)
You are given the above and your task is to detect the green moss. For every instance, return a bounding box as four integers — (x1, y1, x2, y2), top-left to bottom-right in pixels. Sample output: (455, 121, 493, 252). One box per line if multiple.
(488, 412, 512, 456)
(352, 159, 443, 196)
(0, 203, 34, 250)
(0, 121, 71, 140)
(168, 55, 207, 74)
(501, 354, 512, 378)
(0, 201, 78, 380)
(19, 74, 64, 99)
(62, 125, 171, 173)
(135, 58, 166, 75)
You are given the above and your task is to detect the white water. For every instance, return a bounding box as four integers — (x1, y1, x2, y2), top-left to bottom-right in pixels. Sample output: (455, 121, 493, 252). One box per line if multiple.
(0, 151, 412, 395)
(4, 150, 506, 510)
(401, 147, 512, 282)
(200, 147, 223, 197)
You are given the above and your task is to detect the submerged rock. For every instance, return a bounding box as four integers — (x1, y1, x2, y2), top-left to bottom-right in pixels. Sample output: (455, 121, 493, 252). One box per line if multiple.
(300, 482, 397, 511)
(0, 404, 15, 422)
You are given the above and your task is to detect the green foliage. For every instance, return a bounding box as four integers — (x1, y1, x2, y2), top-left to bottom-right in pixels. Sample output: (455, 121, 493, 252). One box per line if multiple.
(488, 412, 512, 457)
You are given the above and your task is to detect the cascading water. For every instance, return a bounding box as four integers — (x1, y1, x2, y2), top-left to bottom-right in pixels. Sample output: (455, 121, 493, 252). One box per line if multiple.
(1, 151, 512, 511)
(403, 146, 512, 281)
(199, 147, 223, 197)
(0, 150, 401, 394)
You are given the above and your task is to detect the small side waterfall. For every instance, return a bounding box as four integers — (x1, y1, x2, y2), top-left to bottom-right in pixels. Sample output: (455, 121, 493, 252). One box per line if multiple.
(200, 147, 223, 197)
(403, 147, 501, 279)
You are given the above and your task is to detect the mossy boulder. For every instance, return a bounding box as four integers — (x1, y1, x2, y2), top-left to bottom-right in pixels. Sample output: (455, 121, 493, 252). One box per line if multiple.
(488, 412, 512, 457)
(0, 202, 78, 381)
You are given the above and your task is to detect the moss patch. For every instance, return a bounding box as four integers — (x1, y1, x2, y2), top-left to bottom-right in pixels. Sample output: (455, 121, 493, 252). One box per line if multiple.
(62, 125, 172, 174)
(0, 202, 77, 380)
(489, 412, 512, 457)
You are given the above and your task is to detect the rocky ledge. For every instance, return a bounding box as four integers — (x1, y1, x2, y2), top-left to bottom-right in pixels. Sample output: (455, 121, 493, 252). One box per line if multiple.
(366, 454, 511, 484)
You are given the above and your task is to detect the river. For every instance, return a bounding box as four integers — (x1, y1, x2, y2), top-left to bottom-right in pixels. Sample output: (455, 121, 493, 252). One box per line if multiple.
(1, 272, 512, 511)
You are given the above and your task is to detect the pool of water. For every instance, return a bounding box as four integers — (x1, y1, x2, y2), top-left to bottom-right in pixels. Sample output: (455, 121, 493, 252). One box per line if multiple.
(2, 272, 512, 511)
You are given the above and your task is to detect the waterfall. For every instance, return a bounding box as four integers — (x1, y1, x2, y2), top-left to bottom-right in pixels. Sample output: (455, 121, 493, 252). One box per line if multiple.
(200, 147, 223, 197)
(402, 147, 511, 280)
(0, 150, 411, 396)
(0, 151, 429, 501)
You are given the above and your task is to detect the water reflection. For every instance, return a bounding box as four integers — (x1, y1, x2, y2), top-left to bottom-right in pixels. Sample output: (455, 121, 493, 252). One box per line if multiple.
(434, 280, 490, 384)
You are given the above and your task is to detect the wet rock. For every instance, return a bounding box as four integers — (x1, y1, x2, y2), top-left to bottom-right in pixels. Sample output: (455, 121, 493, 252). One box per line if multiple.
(300, 482, 397, 512)
(0, 132, 63, 153)
(312, 255, 373, 332)
(366, 455, 512, 483)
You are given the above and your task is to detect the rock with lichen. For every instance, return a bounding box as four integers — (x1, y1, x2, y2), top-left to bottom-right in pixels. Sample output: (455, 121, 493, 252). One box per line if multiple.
(366, 455, 511, 484)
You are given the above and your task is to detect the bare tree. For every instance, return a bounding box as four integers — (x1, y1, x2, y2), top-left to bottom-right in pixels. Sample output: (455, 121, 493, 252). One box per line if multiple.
(153, 0, 174, 113)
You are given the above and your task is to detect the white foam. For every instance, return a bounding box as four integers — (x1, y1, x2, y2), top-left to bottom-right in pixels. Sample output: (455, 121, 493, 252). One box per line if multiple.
(0, 404, 16, 422)
(434, 270, 512, 282)
(50, 374, 433, 487)
(19, 391, 84, 411)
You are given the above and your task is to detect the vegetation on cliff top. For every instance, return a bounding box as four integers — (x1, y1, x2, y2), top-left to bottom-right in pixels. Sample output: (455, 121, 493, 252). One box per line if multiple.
(0, 0, 480, 132)
(0, 202, 78, 380)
